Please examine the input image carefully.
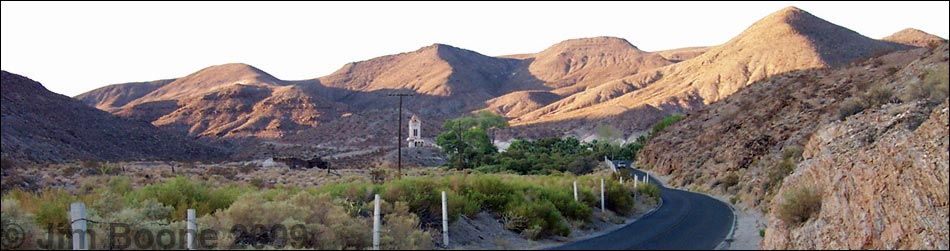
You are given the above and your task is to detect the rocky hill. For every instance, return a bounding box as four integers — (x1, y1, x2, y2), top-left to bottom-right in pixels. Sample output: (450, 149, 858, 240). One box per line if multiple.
(76, 63, 349, 139)
(526, 36, 672, 95)
(510, 7, 910, 134)
(0, 71, 226, 162)
(882, 28, 947, 48)
(639, 41, 948, 249)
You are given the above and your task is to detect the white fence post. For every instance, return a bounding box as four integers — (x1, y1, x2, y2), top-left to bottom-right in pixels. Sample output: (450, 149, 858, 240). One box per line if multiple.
(634, 174, 639, 188)
(573, 181, 578, 202)
(600, 179, 605, 213)
(441, 191, 449, 247)
(70, 202, 88, 250)
(373, 194, 381, 250)
(620, 176, 624, 185)
(187, 209, 196, 250)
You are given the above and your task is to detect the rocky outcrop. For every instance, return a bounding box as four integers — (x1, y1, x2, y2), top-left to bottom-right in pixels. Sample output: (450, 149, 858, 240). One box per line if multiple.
(762, 99, 948, 249)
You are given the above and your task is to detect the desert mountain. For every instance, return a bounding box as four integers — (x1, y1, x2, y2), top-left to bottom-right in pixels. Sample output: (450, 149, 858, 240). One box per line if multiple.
(78, 38, 672, 141)
(320, 44, 521, 97)
(511, 7, 909, 134)
(1, 71, 226, 162)
(526, 37, 672, 95)
(77, 63, 348, 139)
(131, 63, 283, 104)
(315, 43, 538, 117)
(882, 28, 947, 47)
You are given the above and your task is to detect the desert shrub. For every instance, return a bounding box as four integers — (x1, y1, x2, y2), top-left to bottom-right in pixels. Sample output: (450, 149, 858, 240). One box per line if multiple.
(885, 66, 900, 76)
(86, 200, 178, 250)
(468, 174, 517, 212)
(318, 181, 376, 217)
(871, 57, 885, 67)
(838, 96, 868, 120)
(380, 177, 445, 224)
(1, 199, 38, 249)
(237, 163, 257, 174)
(249, 178, 266, 189)
(766, 158, 795, 192)
(539, 187, 592, 221)
(603, 181, 635, 215)
(370, 168, 388, 184)
(775, 186, 822, 226)
(441, 184, 481, 219)
(78, 160, 119, 175)
(91, 190, 124, 216)
(636, 183, 661, 203)
(132, 176, 248, 220)
(138, 198, 174, 221)
(866, 85, 895, 107)
(8, 188, 75, 235)
(503, 200, 569, 240)
(282, 192, 371, 249)
(379, 201, 434, 250)
(81, 159, 101, 170)
(782, 144, 805, 161)
(651, 114, 685, 135)
(206, 166, 237, 180)
(903, 62, 949, 104)
(720, 173, 740, 190)
(217, 193, 308, 247)
(730, 195, 741, 205)
(181, 161, 196, 169)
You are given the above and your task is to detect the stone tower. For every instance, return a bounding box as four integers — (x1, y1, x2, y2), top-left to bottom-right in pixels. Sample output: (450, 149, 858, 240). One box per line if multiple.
(407, 114, 424, 147)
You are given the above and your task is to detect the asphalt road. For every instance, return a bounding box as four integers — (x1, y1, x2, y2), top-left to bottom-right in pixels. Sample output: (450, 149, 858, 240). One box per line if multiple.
(550, 169, 735, 250)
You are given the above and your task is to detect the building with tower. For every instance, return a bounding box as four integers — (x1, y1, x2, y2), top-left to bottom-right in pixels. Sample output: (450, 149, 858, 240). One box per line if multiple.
(407, 114, 426, 147)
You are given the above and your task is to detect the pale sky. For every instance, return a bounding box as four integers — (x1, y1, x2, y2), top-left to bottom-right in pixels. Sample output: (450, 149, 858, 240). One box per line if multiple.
(2, 1, 948, 97)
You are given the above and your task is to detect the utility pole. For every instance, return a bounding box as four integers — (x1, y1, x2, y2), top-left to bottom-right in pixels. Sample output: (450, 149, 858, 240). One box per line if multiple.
(388, 93, 413, 179)
(456, 119, 464, 170)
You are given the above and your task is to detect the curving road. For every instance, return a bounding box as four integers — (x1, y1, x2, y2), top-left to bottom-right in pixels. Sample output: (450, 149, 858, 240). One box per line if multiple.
(550, 169, 735, 250)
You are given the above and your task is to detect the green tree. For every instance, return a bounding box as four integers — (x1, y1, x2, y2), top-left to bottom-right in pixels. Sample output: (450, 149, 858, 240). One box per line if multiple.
(437, 112, 508, 169)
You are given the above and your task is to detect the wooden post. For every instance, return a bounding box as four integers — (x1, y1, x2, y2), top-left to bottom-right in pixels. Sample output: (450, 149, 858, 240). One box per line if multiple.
(441, 191, 449, 247)
(573, 181, 578, 202)
(600, 179, 605, 213)
(187, 209, 196, 250)
(373, 194, 380, 250)
(620, 176, 624, 185)
(388, 93, 413, 179)
(70, 202, 88, 250)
